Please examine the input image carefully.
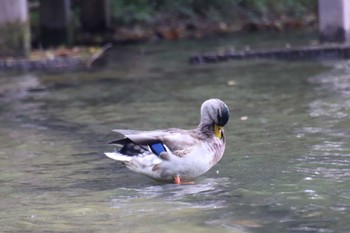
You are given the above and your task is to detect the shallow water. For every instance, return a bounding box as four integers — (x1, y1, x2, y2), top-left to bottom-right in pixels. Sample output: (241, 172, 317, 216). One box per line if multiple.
(1, 32, 350, 233)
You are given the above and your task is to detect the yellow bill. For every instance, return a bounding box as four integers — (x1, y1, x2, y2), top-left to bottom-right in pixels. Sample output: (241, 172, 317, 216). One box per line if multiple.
(214, 125, 223, 139)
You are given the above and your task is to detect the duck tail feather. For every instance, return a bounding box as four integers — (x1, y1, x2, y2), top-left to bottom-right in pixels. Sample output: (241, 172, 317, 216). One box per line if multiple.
(104, 152, 132, 162)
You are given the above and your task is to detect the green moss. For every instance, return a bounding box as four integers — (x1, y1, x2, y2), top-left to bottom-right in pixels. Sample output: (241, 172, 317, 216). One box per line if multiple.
(0, 20, 31, 57)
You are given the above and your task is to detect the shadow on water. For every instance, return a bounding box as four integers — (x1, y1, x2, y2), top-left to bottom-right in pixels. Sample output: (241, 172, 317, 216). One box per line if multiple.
(1, 31, 350, 232)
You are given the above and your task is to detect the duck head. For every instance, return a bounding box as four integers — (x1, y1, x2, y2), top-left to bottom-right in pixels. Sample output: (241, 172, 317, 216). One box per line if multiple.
(198, 99, 229, 139)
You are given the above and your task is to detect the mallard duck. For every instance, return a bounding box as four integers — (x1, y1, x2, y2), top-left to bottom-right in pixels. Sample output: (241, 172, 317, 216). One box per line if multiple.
(105, 99, 229, 184)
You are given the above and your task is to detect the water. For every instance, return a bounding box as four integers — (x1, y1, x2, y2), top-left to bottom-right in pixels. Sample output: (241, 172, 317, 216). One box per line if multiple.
(1, 32, 350, 232)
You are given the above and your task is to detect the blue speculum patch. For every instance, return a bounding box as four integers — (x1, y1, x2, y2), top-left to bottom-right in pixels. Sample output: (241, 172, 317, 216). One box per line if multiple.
(149, 142, 167, 156)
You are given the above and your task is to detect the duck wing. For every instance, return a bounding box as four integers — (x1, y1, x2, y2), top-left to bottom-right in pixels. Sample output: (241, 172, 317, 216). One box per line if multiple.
(110, 129, 170, 146)
(110, 128, 199, 158)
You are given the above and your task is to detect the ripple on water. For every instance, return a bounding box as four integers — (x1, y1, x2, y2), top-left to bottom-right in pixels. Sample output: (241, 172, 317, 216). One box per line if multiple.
(110, 177, 230, 210)
(108, 178, 252, 233)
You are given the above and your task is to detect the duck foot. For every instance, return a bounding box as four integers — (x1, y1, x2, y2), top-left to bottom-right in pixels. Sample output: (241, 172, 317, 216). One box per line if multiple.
(174, 175, 181, 184)
(173, 175, 194, 185)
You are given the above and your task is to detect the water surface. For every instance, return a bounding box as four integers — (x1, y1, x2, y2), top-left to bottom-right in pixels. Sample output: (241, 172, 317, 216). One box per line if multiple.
(1, 32, 350, 233)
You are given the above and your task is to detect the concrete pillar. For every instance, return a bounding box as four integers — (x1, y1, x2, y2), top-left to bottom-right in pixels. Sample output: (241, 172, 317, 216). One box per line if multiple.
(39, 0, 72, 47)
(80, 0, 111, 33)
(318, 0, 350, 43)
(0, 0, 30, 57)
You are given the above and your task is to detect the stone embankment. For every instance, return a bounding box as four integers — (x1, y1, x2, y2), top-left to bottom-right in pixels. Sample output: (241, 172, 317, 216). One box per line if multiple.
(189, 44, 350, 64)
(0, 44, 112, 72)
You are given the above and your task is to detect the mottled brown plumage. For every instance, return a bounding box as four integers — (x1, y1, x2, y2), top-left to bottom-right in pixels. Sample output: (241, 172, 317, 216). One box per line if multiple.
(105, 99, 229, 184)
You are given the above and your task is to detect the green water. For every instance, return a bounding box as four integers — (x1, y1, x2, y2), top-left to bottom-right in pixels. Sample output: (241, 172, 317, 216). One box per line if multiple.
(1, 32, 350, 233)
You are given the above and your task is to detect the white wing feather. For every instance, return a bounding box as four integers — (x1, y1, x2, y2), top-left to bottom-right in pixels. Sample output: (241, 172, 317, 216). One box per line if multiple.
(104, 152, 132, 162)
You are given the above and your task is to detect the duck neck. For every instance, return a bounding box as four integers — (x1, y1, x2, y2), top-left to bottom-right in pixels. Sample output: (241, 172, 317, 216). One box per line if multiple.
(198, 122, 214, 137)
(198, 109, 215, 136)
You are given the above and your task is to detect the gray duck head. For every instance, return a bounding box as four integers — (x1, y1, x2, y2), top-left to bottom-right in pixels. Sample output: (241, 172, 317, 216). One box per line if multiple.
(198, 99, 229, 137)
